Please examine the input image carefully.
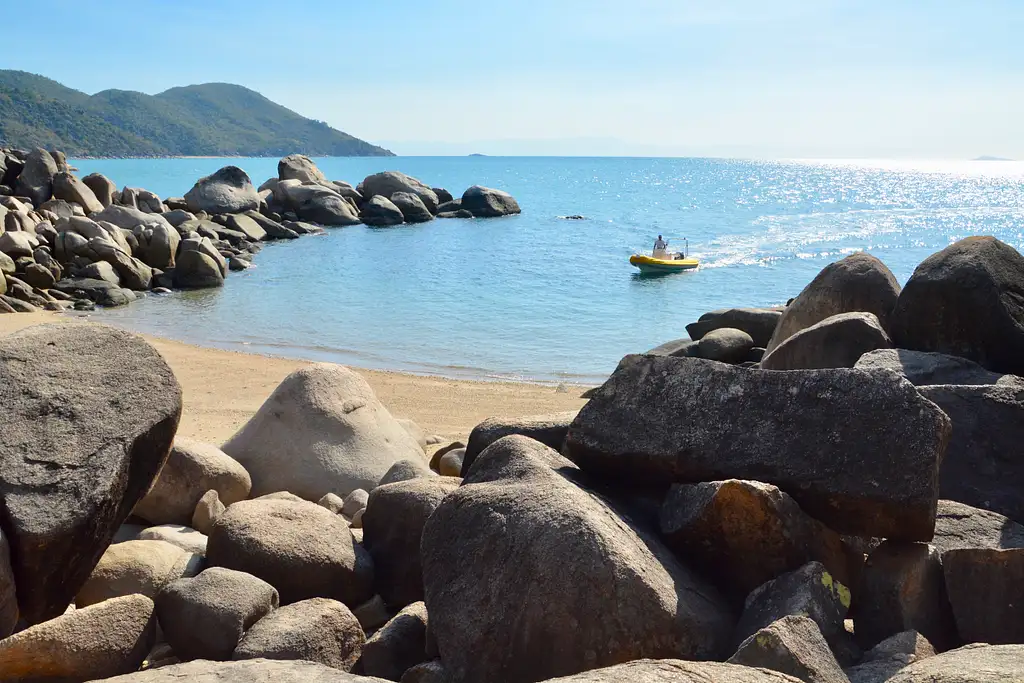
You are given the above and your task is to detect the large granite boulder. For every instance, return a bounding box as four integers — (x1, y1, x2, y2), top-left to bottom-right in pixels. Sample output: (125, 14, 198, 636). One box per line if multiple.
(221, 213, 268, 241)
(390, 192, 433, 223)
(363, 477, 461, 609)
(360, 172, 439, 214)
(242, 210, 300, 239)
(761, 312, 892, 370)
(461, 185, 521, 217)
(0, 322, 181, 623)
(279, 154, 329, 184)
(222, 364, 424, 500)
(361, 195, 405, 226)
(660, 479, 852, 599)
(765, 253, 901, 354)
(206, 498, 375, 606)
(276, 180, 361, 225)
(888, 644, 1024, 683)
(359, 601, 429, 680)
(462, 411, 577, 476)
(694, 327, 754, 363)
(76, 539, 200, 607)
(918, 383, 1024, 522)
(515, 660, 804, 683)
(727, 615, 848, 683)
(136, 524, 208, 555)
(133, 437, 252, 526)
(233, 597, 364, 671)
(854, 348, 1007, 386)
(83, 172, 117, 207)
(52, 171, 104, 213)
(890, 236, 1024, 375)
(156, 566, 279, 661)
(852, 541, 957, 651)
(14, 148, 57, 207)
(184, 166, 261, 215)
(91, 203, 174, 232)
(686, 307, 783, 347)
(421, 436, 734, 683)
(932, 499, 1024, 552)
(564, 355, 950, 540)
(135, 222, 181, 269)
(101, 658, 392, 681)
(942, 547, 1024, 644)
(0, 594, 156, 682)
(175, 247, 226, 288)
(51, 277, 133, 306)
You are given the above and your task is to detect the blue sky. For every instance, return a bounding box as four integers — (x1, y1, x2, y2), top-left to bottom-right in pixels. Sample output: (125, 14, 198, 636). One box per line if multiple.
(5, 1, 1023, 157)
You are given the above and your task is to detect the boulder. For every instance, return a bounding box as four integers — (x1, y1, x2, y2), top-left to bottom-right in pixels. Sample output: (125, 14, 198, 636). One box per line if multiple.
(277, 181, 362, 225)
(942, 548, 1024, 644)
(181, 234, 228, 275)
(161, 209, 195, 227)
(360, 172, 439, 214)
(565, 355, 949, 541)
(193, 489, 226, 535)
(156, 566, 279, 661)
(76, 539, 201, 607)
(0, 322, 181, 623)
(735, 562, 850, 647)
(360, 196, 405, 226)
(243, 210, 299, 239)
(175, 249, 225, 288)
(918, 383, 1024, 523)
(360, 601, 429, 680)
(343, 489, 370, 518)
(462, 411, 577, 476)
(319, 492, 346, 514)
(854, 348, 1007, 386)
(889, 236, 1024, 375)
(83, 172, 117, 207)
(0, 594, 156, 682)
(206, 498, 375, 606)
(233, 597, 364, 671)
(728, 615, 849, 683)
(421, 436, 734, 683)
(503, 660, 806, 683)
(91, 204, 174, 232)
(133, 437, 251, 527)
(181, 165, 255, 214)
(390, 192, 433, 223)
(20, 262, 56, 289)
(401, 661, 446, 683)
(222, 364, 424, 500)
(137, 524, 208, 555)
(438, 449, 463, 477)
(851, 541, 957, 651)
(52, 171, 104, 213)
(379, 459, 434, 486)
(932, 499, 1024, 553)
(883, 643, 1024, 682)
(0, 230, 37, 258)
(0, 251, 13, 275)
(0, 530, 16, 638)
(686, 307, 783, 347)
(363, 477, 461, 609)
(222, 213, 268, 241)
(278, 154, 329, 184)
(645, 338, 697, 356)
(460, 185, 521, 217)
(91, 239, 153, 289)
(99, 658, 393, 681)
(845, 630, 936, 681)
(51, 276, 133, 306)
(695, 327, 754, 363)
(660, 480, 852, 600)
(135, 223, 181, 269)
(14, 148, 57, 206)
(761, 312, 892, 370)
(765, 253, 901, 354)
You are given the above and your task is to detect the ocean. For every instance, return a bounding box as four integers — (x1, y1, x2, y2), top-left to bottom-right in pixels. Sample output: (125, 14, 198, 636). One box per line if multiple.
(68, 156, 1024, 384)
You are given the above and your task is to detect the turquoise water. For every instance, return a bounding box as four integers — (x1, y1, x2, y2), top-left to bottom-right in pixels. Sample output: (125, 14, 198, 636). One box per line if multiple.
(69, 156, 1024, 384)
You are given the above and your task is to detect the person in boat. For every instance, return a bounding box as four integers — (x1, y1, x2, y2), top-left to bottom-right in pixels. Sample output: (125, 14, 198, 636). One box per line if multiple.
(653, 235, 669, 259)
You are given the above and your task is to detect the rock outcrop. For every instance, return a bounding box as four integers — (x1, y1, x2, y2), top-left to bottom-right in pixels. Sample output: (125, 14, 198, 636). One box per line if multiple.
(184, 166, 261, 215)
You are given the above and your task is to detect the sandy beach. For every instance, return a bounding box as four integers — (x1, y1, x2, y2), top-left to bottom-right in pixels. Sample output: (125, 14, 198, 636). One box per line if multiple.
(0, 312, 589, 445)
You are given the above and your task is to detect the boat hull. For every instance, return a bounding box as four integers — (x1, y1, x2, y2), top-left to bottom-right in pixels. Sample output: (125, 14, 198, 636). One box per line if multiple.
(630, 254, 699, 274)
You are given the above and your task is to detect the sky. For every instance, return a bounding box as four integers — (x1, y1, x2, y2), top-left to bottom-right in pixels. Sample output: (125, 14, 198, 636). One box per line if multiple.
(4, 0, 1024, 158)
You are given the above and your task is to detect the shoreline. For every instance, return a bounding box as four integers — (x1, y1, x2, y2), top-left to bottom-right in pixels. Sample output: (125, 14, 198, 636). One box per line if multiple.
(0, 312, 590, 445)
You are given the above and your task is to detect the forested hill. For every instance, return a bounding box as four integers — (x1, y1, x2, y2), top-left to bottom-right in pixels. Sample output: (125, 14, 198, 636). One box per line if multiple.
(0, 70, 393, 158)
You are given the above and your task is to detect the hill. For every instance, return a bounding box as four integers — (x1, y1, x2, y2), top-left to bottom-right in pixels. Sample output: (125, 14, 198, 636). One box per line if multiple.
(0, 70, 393, 157)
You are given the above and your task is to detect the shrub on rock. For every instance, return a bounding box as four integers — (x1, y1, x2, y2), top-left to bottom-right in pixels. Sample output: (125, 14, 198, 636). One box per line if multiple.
(889, 236, 1024, 375)
(206, 498, 375, 607)
(221, 364, 424, 500)
(765, 253, 900, 354)
(234, 597, 364, 671)
(421, 435, 734, 683)
(0, 322, 181, 623)
(133, 437, 251, 527)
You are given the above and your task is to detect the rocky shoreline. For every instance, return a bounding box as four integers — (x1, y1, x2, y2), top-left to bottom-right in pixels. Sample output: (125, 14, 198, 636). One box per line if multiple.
(0, 233, 1023, 681)
(0, 148, 520, 314)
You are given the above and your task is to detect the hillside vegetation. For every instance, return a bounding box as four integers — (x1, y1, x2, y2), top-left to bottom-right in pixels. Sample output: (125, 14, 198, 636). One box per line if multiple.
(0, 70, 392, 157)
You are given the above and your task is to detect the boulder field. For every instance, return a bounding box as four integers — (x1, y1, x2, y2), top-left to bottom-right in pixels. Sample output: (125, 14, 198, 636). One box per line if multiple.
(2, 234, 1024, 681)
(0, 148, 520, 315)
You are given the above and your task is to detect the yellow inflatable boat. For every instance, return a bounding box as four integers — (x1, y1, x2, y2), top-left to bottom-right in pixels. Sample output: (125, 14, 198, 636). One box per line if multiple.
(630, 253, 699, 274)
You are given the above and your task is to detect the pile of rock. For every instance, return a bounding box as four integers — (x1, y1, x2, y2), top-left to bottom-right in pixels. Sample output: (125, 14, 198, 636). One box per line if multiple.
(0, 149, 521, 314)
(2, 235, 1024, 683)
